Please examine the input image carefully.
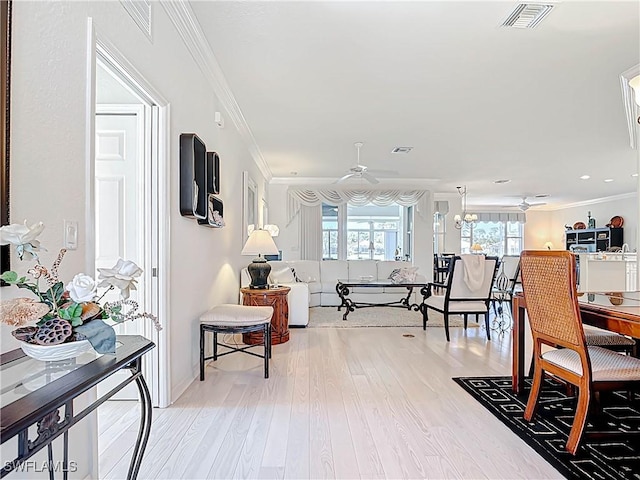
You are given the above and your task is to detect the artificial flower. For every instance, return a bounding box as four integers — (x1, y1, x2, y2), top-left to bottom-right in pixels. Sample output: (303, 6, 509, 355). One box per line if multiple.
(1, 223, 161, 355)
(0, 221, 45, 260)
(66, 273, 98, 303)
(97, 259, 142, 299)
(0, 298, 50, 327)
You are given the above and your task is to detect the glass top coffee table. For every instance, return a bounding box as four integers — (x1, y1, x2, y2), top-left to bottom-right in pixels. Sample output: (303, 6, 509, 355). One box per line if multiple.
(335, 280, 429, 321)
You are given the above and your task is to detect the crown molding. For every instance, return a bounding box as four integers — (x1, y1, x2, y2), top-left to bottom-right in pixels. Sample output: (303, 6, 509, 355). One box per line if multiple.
(269, 176, 440, 186)
(553, 191, 636, 210)
(160, 0, 272, 181)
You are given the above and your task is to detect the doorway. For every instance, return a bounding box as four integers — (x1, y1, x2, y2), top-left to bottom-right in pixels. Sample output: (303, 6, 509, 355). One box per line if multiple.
(92, 42, 169, 407)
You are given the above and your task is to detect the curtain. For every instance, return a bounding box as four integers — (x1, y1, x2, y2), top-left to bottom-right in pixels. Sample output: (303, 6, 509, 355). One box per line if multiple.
(299, 204, 322, 261)
(476, 212, 527, 223)
(287, 187, 429, 225)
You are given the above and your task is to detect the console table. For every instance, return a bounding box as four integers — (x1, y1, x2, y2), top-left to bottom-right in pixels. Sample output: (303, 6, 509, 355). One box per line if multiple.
(241, 286, 291, 345)
(1, 335, 155, 479)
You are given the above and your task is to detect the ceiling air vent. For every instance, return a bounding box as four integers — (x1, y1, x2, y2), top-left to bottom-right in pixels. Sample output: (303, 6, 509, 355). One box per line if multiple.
(501, 4, 554, 29)
(391, 146, 413, 154)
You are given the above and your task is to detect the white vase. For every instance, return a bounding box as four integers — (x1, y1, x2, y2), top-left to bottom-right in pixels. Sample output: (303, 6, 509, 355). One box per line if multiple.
(19, 339, 93, 362)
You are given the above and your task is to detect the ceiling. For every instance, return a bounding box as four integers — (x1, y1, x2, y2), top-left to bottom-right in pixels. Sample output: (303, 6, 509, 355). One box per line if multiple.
(189, 1, 640, 210)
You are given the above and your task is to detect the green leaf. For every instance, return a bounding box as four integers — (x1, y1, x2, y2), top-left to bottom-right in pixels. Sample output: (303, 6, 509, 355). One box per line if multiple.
(70, 317, 84, 327)
(75, 319, 116, 354)
(0, 271, 18, 283)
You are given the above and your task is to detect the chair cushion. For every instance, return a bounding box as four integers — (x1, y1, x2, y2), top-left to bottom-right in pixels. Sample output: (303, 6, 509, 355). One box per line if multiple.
(424, 295, 488, 313)
(583, 325, 636, 347)
(542, 346, 640, 382)
(200, 304, 273, 327)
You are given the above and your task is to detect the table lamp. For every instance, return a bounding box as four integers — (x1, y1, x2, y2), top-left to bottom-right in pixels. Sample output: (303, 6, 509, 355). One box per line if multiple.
(241, 229, 280, 289)
(471, 243, 483, 254)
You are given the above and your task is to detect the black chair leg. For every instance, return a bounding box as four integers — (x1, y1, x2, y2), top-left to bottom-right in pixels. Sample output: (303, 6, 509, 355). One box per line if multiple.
(213, 332, 218, 360)
(423, 308, 429, 330)
(463, 314, 468, 330)
(264, 323, 271, 379)
(199, 325, 205, 381)
(444, 315, 450, 342)
(484, 313, 491, 340)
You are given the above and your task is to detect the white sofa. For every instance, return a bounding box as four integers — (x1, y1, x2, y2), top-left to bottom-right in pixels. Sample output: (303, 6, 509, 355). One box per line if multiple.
(241, 260, 426, 327)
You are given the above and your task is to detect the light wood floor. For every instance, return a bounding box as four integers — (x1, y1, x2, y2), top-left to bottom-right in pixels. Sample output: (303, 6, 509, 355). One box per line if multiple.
(98, 324, 561, 479)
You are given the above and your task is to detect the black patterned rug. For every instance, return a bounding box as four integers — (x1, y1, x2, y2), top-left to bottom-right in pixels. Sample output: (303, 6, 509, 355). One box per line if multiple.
(453, 376, 640, 480)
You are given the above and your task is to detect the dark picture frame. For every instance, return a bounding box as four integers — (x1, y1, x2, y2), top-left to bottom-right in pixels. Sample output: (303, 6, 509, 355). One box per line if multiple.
(1, 0, 11, 283)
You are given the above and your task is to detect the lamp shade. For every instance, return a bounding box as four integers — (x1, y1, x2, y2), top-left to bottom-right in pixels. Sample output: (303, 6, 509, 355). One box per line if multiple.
(241, 229, 279, 256)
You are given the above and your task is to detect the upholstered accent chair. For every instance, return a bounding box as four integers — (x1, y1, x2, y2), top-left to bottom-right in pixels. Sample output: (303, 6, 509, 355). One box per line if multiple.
(423, 255, 499, 341)
(519, 250, 640, 454)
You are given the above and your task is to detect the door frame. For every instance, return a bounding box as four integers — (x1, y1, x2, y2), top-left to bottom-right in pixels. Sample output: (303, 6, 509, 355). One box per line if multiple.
(86, 19, 171, 408)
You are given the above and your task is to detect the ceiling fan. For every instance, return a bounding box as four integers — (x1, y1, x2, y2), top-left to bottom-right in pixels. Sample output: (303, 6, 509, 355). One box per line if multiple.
(335, 142, 397, 185)
(516, 196, 546, 211)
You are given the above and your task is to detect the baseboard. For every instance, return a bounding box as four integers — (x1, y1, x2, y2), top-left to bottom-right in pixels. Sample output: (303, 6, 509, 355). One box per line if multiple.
(171, 369, 198, 403)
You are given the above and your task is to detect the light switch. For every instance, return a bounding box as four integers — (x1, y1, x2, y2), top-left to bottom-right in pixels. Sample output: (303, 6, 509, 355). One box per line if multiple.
(64, 220, 78, 250)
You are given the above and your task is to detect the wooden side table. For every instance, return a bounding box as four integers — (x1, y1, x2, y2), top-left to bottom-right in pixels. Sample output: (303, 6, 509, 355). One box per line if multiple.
(241, 286, 291, 345)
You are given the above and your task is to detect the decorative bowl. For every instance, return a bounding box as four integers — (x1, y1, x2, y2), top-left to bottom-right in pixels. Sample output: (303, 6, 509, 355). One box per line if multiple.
(18, 339, 93, 362)
(573, 221, 587, 230)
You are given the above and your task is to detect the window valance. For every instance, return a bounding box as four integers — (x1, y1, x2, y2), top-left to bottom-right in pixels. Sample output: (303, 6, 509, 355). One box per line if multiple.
(476, 212, 527, 223)
(286, 188, 430, 225)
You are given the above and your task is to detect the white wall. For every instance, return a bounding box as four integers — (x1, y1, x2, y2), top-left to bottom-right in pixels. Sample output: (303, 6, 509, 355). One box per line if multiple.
(522, 194, 638, 252)
(3, 2, 267, 477)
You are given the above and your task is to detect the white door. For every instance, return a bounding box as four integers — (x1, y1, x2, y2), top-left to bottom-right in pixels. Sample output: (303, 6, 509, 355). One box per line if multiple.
(95, 105, 148, 400)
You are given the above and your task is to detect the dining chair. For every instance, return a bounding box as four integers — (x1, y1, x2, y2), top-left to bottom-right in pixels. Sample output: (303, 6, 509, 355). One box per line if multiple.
(424, 255, 499, 341)
(519, 250, 640, 454)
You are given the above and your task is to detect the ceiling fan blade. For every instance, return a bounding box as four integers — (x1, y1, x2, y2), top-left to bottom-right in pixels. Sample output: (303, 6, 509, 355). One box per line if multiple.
(361, 172, 379, 184)
(335, 173, 354, 184)
(366, 168, 399, 176)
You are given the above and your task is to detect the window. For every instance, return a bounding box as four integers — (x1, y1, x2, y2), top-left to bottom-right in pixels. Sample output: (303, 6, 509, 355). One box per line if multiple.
(322, 204, 339, 259)
(322, 203, 413, 260)
(433, 212, 446, 254)
(461, 220, 524, 257)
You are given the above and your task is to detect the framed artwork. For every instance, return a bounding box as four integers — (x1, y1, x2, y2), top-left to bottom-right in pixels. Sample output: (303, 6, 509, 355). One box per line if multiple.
(1, 0, 11, 284)
(242, 171, 258, 238)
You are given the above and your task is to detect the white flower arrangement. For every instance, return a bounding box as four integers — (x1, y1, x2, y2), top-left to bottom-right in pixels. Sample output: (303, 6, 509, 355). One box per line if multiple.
(0, 221, 161, 354)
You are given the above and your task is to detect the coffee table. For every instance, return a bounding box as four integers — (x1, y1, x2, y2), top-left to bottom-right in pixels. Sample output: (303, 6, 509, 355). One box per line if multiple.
(335, 280, 429, 321)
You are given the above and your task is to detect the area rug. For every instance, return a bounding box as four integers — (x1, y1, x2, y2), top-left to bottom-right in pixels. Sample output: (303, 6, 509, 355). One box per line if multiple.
(309, 306, 466, 328)
(453, 376, 640, 480)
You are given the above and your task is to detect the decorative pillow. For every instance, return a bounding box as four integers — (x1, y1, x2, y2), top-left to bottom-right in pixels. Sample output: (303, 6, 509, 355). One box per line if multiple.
(293, 269, 317, 283)
(270, 267, 296, 284)
(388, 267, 419, 284)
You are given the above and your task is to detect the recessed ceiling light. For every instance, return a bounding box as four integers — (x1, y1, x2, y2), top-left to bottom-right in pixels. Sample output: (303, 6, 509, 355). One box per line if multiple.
(632, 173, 639, 177)
(493, 179, 511, 184)
(391, 146, 413, 154)
(580, 175, 590, 180)
(604, 178, 614, 183)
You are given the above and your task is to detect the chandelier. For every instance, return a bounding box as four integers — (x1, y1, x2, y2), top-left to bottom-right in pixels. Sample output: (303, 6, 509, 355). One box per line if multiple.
(454, 185, 477, 229)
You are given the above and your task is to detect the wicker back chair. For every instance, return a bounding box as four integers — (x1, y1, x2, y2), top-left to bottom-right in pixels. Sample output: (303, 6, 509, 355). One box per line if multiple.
(520, 250, 640, 454)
